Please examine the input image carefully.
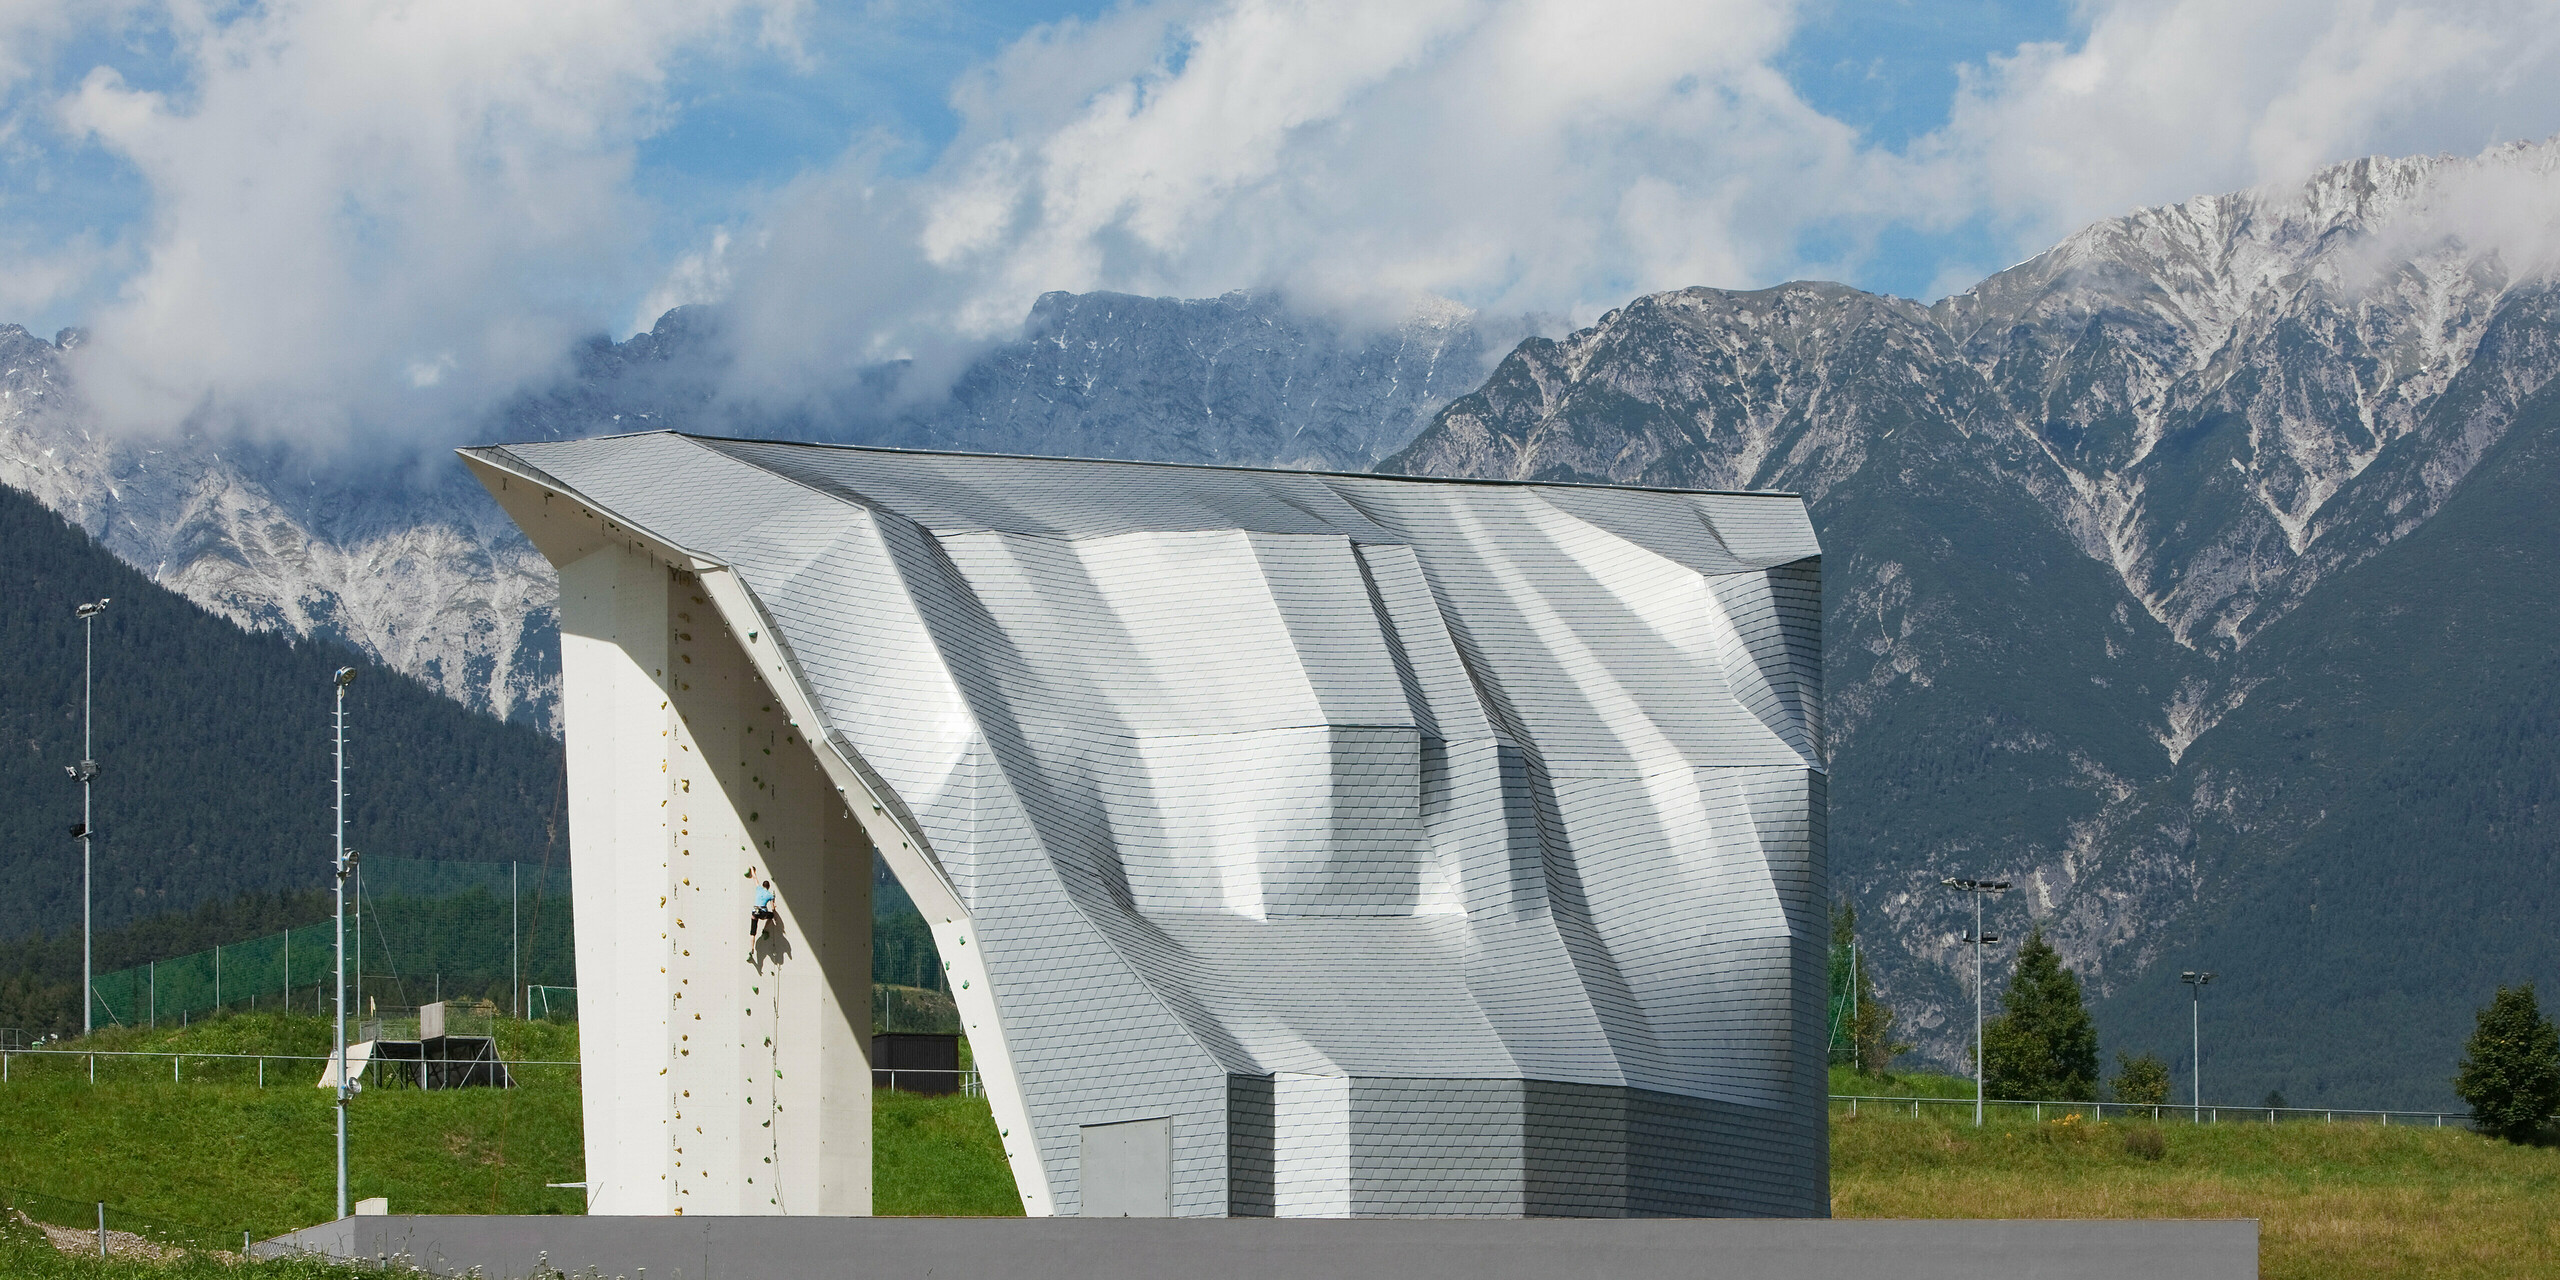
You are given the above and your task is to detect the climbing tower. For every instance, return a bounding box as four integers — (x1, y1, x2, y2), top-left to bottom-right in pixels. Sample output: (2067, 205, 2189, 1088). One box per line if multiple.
(465, 434, 1827, 1218)
(487, 482, 874, 1215)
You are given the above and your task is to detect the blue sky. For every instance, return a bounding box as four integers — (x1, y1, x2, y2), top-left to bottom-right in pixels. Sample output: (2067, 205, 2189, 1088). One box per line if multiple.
(633, 1, 2096, 316)
(4, 0, 2554, 441)
(615, 0, 2082, 306)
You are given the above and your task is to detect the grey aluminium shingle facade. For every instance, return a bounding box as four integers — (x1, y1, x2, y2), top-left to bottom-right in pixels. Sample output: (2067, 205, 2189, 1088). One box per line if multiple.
(462, 431, 1827, 1218)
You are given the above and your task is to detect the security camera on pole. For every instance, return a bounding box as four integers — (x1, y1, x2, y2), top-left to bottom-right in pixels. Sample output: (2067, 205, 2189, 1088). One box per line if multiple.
(332, 666, 358, 1219)
(66, 598, 108, 1036)
(1940, 877, 2012, 1126)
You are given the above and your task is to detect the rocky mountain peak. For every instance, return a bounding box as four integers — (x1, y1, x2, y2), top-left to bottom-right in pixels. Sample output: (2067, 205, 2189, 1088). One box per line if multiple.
(1906, 140, 2560, 660)
(1387, 141, 2560, 1102)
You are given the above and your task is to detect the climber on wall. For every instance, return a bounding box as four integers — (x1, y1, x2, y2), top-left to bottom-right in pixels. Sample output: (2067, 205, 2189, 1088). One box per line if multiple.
(749, 880, 778, 938)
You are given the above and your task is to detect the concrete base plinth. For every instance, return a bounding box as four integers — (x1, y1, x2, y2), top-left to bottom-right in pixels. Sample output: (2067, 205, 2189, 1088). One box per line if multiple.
(258, 1214, 2256, 1280)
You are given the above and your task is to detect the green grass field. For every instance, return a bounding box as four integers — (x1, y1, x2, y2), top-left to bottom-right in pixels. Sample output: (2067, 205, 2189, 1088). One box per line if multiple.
(1828, 1065, 1979, 1099)
(873, 1090, 1021, 1216)
(0, 1013, 1017, 1247)
(0, 1014, 587, 1239)
(10, 1017, 2560, 1279)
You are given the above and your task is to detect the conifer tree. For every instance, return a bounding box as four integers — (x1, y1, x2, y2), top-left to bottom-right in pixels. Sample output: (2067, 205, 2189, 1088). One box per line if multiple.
(2454, 983, 2560, 1143)
(1980, 925, 2099, 1101)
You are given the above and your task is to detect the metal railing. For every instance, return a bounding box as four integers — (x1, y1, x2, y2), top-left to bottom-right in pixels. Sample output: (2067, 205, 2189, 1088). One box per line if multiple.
(0, 1047, 579, 1088)
(0, 1050, 2474, 1125)
(1831, 1093, 2466, 1127)
(875, 1068, 983, 1096)
(0, 1049, 983, 1095)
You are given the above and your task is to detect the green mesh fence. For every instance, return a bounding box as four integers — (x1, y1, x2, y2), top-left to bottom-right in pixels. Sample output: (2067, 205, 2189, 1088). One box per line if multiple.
(347, 857, 575, 1017)
(88, 921, 341, 1028)
(88, 857, 576, 1029)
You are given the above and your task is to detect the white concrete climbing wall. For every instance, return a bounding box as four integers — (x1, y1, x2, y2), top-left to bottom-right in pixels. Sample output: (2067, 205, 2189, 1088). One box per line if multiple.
(555, 535, 873, 1216)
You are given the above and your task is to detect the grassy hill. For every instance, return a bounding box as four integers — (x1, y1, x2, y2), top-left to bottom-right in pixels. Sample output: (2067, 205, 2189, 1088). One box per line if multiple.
(6, 1022, 2558, 1279)
(1834, 1107, 2560, 1279)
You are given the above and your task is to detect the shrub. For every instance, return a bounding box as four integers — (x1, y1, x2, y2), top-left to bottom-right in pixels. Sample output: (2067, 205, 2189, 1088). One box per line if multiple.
(2123, 1126, 2166, 1161)
(2112, 1052, 2172, 1106)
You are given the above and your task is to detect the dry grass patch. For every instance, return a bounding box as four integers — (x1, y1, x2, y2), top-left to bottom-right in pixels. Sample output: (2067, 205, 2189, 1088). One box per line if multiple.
(1832, 1110, 2560, 1280)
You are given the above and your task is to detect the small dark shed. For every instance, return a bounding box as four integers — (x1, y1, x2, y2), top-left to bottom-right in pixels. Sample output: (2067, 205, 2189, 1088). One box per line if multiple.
(872, 1033, 961, 1094)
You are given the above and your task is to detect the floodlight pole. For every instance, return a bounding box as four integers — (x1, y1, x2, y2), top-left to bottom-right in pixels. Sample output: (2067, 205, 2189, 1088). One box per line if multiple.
(71, 599, 107, 1036)
(332, 667, 357, 1220)
(2182, 970, 2215, 1121)
(1941, 877, 2011, 1127)
(1848, 940, 1859, 1040)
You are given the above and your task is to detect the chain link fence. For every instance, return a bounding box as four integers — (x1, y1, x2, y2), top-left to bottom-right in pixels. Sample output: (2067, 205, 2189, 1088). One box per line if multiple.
(1830, 1093, 2470, 1128)
(3, 1182, 244, 1258)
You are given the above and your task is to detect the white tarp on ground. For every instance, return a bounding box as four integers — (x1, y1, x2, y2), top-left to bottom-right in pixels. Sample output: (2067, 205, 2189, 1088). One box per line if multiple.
(313, 1041, 372, 1090)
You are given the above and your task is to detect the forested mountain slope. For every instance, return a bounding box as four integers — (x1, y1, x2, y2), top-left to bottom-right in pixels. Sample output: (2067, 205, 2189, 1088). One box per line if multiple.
(0, 481, 563, 948)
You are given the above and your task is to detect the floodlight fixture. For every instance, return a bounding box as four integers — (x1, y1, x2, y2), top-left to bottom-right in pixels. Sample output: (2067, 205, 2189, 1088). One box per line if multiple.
(334, 666, 358, 688)
(1940, 875, 2014, 1126)
(73, 598, 108, 618)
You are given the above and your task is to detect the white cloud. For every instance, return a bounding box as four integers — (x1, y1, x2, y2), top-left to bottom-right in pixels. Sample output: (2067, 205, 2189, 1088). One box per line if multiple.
(17, 0, 2560, 445)
(0, 0, 141, 91)
(631, 227, 740, 338)
(1925, 0, 2560, 258)
(715, 0, 1875, 387)
(48, 0, 804, 445)
(0, 226, 116, 322)
(707, 0, 2560, 413)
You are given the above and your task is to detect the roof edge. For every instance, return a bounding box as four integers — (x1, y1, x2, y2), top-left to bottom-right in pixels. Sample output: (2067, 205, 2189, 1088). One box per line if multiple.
(463, 429, 1806, 502)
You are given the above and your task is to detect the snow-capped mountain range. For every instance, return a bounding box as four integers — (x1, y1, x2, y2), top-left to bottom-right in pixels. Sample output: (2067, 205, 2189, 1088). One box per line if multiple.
(0, 291, 1502, 731)
(7, 139, 2558, 1107)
